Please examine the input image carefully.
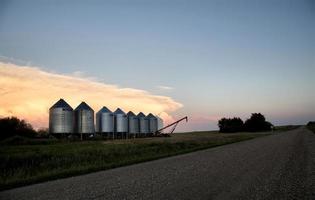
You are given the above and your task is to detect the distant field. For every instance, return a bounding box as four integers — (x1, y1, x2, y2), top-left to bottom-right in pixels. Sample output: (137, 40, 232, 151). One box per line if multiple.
(0, 128, 296, 190)
(274, 125, 301, 132)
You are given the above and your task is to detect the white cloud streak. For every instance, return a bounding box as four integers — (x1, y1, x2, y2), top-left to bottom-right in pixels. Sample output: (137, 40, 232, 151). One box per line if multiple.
(157, 85, 174, 90)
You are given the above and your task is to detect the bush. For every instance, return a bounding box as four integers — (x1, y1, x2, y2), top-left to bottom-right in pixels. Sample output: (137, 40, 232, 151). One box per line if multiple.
(218, 117, 244, 133)
(244, 113, 273, 132)
(0, 117, 37, 140)
(307, 121, 315, 133)
(37, 128, 49, 138)
(307, 121, 315, 126)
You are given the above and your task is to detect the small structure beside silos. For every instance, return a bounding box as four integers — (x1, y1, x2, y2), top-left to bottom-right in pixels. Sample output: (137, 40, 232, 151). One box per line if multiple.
(49, 99, 74, 135)
(74, 102, 95, 136)
(96, 106, 114, 137)
(147, 113, 158, 134)
(127, 111, 139, 137)
(138, 112, 149, 135)
(114, 108, 127, 138)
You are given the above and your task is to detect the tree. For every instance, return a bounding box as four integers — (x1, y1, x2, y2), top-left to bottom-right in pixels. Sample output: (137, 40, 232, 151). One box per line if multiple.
(37, 128, 49, 138)
(244, 113, 273, 132)
(307, 121, 315, 133)
(0, 117, 36, 140)
(218, 117, 244, 133)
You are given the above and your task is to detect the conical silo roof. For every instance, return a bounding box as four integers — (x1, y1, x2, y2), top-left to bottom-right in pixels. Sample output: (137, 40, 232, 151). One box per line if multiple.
(75, 102, 93, 111)
(147, 113, 156, 119)
(50, 99, 73, 110)
(114, 108, 126, 115)
(127, 111, 136, 117)
(137, 112, 145, 117)
(97, 106, 112, 114)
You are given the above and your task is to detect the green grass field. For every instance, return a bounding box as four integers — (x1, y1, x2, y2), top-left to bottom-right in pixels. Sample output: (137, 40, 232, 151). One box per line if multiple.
(0, 129, 286, 190)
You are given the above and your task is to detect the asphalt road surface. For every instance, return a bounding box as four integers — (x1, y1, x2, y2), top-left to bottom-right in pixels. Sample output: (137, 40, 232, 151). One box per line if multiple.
(1, 127, 315, 200)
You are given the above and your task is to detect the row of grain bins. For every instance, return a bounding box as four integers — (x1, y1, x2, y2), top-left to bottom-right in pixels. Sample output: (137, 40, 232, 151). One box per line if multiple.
(49, 99, 163, 138)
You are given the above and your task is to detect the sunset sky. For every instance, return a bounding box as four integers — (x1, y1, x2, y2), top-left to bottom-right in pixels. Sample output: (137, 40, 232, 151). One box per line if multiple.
(0, 0, 314, 131)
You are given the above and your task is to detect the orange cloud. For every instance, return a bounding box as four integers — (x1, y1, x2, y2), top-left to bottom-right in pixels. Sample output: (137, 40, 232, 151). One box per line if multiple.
(0, 62, 183, 129)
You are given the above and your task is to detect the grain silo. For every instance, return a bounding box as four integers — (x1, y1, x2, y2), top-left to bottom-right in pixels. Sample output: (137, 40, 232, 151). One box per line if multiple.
(114, 108, 127, 137)
(49, 99, 74, 135)
(138, 112, 149, 135)
(96, 106, 114, 136)
(127, 111, 139, 136)
(156, 115, 164, 131)
(147, 113, 158, 134)
(74, 102, 95, 135)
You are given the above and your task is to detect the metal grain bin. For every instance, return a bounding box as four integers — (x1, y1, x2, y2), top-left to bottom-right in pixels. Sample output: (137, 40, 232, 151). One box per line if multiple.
(114, 108, 127, 133)
(96, 106, 114, 133)
(74, 102, 95, 134)
(127, 111, 139, 134)
(147, 113, 158, 134)
(138, 112, 149, 134)
(49, 99, 74, 134)
(156, 115, 164, 131)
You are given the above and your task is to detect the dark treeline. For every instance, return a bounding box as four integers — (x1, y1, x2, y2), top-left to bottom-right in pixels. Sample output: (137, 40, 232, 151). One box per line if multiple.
(307, 121, 315, 134)
(0, 117, 40, 140)
(217, 117, 244, 133)
(307, 121, 315, 126)
(218, 113, 273, 133)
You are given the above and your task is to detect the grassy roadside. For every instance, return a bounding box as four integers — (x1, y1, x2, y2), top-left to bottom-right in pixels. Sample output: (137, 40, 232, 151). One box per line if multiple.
(274, 125, 301, 132)
(0, 130, 279, 191)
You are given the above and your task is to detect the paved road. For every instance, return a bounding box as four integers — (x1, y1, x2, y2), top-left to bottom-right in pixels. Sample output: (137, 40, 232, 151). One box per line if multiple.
(1, 127, 315, 200)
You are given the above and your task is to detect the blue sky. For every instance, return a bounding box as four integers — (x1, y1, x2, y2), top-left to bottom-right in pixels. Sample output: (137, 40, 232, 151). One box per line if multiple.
(0, 0, 314, 131)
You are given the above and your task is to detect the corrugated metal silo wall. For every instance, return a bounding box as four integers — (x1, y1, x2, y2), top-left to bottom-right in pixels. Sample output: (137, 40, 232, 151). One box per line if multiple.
(128, 116, 139, 133)
(115, 114, 127, 133)
(139, 117, 149, 134)
(100, 113, 114, 132)
(75, 110, 95, 133)
(49, 108, 74, 134)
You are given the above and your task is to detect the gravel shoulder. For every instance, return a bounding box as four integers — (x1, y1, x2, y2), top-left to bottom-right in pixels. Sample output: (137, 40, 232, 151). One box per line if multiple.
(1, 127, 314, 200)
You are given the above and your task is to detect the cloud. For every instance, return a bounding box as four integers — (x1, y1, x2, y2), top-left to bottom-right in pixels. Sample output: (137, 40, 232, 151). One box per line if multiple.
(0, 62, 183, 129)
(157, 85, 174, 90)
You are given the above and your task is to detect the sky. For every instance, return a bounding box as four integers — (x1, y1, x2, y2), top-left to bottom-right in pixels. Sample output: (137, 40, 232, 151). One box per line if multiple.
(0, 0, 314, 131)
